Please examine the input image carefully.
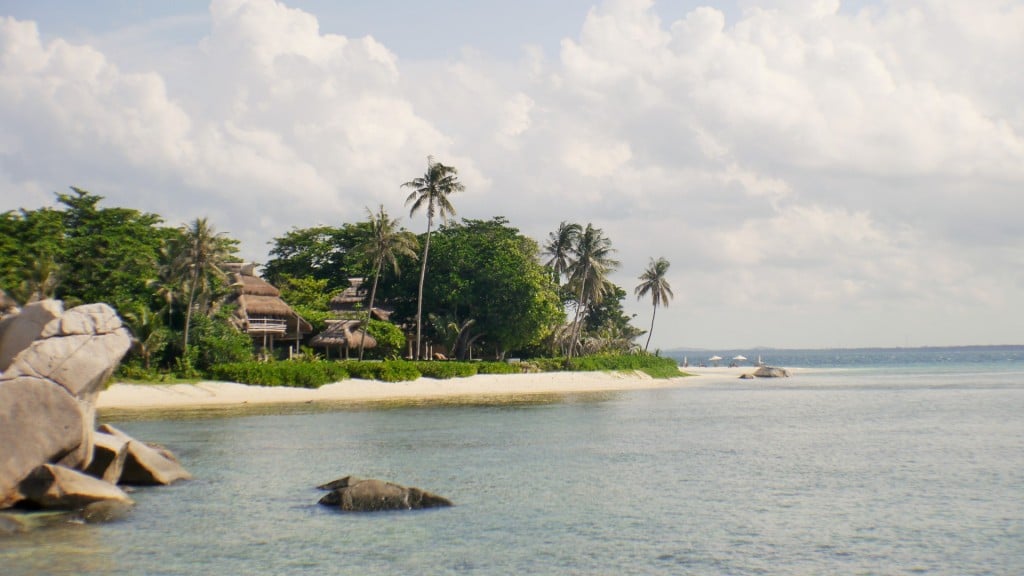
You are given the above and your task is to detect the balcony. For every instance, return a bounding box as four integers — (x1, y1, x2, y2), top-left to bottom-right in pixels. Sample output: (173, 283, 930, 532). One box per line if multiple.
(246, 316, 288, 334)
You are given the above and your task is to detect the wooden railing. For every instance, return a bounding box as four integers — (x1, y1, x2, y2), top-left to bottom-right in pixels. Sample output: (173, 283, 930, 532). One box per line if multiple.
(246, 317, 287, 334)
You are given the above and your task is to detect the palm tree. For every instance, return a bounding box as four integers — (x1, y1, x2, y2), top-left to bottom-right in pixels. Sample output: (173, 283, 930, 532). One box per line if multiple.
(635, 257, 674, 353)
(402, 156, 464, 360)
(174, 218, 233, 353)
(566, 224, 619, 359)
(542, 221, 582, 284)
(353, 205, 419, 360)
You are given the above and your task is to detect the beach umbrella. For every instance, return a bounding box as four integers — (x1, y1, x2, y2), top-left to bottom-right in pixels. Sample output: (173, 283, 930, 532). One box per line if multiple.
(732, 355, 747, 361)
(709, 355, 722, 366)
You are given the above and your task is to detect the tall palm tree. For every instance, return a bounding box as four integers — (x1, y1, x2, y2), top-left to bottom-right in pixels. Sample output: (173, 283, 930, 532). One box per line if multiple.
(542, 221, 582, 284)
(175, 218, 232, 352)
(566, 224, 618, 359)
(402, 156, 464, 360)
(635, 257, 674, 353)
(353, 205, 419, 360)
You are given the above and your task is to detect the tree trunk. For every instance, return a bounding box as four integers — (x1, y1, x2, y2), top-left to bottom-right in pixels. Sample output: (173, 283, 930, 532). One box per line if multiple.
(414, 218, 433, 360)
(359, 258, 382, 361)
(566, 263, 590, 360)
(183, 268, 199, 353)
(644, 303, 657, 352)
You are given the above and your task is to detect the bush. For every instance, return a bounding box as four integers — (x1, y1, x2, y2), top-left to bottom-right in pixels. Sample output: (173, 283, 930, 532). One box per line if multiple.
(566, 353, 680, 378)
(476, 361, 521, 375)
(211, 360, 350, 388)
(340, 360, 421, 382)
(414, 361, 478, 379)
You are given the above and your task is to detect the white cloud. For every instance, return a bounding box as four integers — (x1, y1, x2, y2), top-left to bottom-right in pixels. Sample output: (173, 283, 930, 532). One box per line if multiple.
(1, 0, 1023, 348)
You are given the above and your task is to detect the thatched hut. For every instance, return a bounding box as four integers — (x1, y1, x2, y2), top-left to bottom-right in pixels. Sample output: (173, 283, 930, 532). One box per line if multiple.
(310, 319, 377, 359)
(223, 263, 312, 354)
(330, 278, 393, 321)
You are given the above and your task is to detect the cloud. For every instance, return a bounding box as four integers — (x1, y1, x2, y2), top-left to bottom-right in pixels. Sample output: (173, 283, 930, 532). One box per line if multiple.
(1, 0, 1022, 347)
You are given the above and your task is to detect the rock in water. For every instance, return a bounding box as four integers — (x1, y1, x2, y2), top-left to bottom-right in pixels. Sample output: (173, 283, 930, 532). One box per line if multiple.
(97, 424, 192, 485)
(0, 377, 87, 508)
(85, 431, 129, 484)
(17, 464, 133, 510)
(317, 477, 453, 512)
(753, 366, 790, 378)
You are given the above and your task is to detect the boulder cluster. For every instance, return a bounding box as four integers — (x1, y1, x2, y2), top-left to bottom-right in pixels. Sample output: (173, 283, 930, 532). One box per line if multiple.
(0, 300, 189, 529)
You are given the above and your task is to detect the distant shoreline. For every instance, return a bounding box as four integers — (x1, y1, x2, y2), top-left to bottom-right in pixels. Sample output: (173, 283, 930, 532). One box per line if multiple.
(96, 368, 755, 413)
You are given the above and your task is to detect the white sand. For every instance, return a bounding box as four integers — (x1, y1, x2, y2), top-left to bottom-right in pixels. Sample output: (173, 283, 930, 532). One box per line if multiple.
(96, 367, 755, 412)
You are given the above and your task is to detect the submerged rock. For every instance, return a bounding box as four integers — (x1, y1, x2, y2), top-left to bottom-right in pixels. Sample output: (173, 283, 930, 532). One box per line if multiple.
(317, 477, 453, 512)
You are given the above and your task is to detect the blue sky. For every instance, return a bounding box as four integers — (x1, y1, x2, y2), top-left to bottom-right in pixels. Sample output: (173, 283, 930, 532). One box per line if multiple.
(1, 0, 1022, 349)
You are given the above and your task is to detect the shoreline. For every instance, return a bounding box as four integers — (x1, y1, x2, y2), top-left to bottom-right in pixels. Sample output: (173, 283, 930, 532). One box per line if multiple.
(95, 367, 760, 413)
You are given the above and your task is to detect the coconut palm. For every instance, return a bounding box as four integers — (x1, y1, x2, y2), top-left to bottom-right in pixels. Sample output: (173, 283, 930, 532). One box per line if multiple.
(635, 257, 674, 352)
(353, 205, 419, 360)
(402, 156, 464, 360)
(542, 221, 582, 284)
(174, 218, 233, 353)
(566, 224, 619, 359)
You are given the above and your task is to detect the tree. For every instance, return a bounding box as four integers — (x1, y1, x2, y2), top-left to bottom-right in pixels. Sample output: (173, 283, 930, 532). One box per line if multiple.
(542, 221, 582, 284)
(566, 224, 619, 359)
(402, 156, 464, 360)
(55, 188, 168, 313)
(418, 218, 562, 359)
(353, 205, 419, 360)
(263, 224, 371, 292)
(635, 257, 674, 352)
(173, 218, 236, 353)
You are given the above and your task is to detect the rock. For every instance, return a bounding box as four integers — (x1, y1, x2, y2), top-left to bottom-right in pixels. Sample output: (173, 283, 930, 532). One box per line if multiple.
(0, 300, 63, 372)
(318, 477, 453, 512)
(316, 475, 364, 491)
(98, 425, 191, 485)
(85, 432, 129, 484)
(753, 366, 790, 378)
(0, 377, 87, 508)
(79, 499, 134, 524)
(0, 512, 28, 534)
(17, 464, 133, 510)
(738, 373, 755, 379)
(2, 326, 132, 399)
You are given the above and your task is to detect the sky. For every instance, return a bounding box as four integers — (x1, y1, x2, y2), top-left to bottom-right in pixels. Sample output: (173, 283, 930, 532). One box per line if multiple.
(1, 0, 1022, 350)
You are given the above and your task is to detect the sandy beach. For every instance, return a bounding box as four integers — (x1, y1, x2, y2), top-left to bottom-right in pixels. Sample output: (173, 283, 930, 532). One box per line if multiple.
(96, 367, 758, 412)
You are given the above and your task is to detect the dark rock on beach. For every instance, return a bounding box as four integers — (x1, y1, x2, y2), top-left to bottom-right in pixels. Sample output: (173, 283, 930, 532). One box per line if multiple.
(317, 476, 453, 512)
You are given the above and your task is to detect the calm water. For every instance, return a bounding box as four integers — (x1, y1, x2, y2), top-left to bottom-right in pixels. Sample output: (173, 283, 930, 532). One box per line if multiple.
(3, 348, 1023, 575)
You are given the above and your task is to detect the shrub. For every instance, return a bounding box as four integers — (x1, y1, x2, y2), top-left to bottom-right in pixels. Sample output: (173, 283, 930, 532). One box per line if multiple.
(210, 360, 350, 388)
(414, 361, 478, 379)
(340, 360, 421, 382)
(476, 361, 521, 375)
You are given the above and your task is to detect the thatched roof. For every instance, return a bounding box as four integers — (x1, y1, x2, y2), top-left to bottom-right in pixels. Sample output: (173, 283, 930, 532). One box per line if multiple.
(224, 264, 312, 336)
(311, 319, 377, 349)
(232, 273, 280, 297)
(237, 294, 295, 317)
(330, 278, 367, 308)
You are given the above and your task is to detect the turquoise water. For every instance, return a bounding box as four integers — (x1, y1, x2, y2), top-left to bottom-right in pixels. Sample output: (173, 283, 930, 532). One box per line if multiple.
(3, 349, 1023, 574)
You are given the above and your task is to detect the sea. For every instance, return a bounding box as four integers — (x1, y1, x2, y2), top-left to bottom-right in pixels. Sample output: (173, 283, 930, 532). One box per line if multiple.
(2, 346, 1022, 575)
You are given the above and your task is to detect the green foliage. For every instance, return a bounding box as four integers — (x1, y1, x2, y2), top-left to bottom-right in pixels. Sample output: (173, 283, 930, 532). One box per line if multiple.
(365, 319, 405, 359)
(414, 361, 478, 379)
(187, 307, 253, 372)
(475, 361, 521, 375)
(211, 360, 350, 388)
(566, 353, 681, 378)
(411, 217, 563, 359)
(340, 360, 421, 382)
(263, 224, 373, 292)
